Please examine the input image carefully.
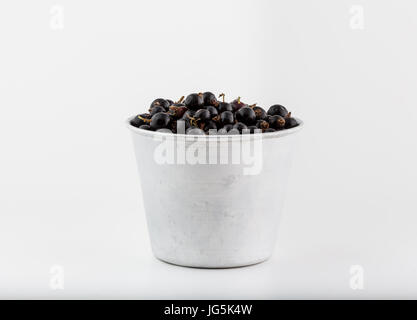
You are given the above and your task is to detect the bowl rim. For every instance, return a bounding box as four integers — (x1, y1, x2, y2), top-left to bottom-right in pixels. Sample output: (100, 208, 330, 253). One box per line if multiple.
(126, 115, 303, 140)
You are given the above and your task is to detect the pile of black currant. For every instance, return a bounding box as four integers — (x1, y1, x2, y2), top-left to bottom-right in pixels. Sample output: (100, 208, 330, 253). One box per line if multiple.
(130, 92, 299, 134)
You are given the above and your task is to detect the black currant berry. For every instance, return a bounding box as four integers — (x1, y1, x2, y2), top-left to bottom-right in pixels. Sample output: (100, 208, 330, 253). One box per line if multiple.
(285, 117, 299, 129)
(220, 111, 234, 125)
(130, 113, 151, 128)
(168, 105, 188, 119)
(268, 115, 286, 129)
(256, 119, 269, 131)
(149, 105, 166, 116)
(230, 97, 248, 112)
(236, 107, 256, 125)
(205, 105, 219, 118)
(184, 93, 204, 110)
(233, 122, 248, 133)
(150, 113, 171, 130)
(218, 102, 233, 113)
(150, 98, 170, 111)
(194, 109, 211, 122)
(204, 120, 218, 131)
(267, 104, 288, 117)
(139, 124, 151, 130)
(203, 92, 218, 106)
(182, 109, 195, 120)
(252, 106, 267, 120)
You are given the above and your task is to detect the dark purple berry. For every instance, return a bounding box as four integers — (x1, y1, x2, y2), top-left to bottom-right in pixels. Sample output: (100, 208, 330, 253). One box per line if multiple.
(220, 111, 234, 125)
(218, 102, 233, 113)
(252, 106, 267, 120)
(139, 124, 151, 130)
(268, 115, 286, 129)
(130, 113, 151, 128)
(150, 113, 171, 130)
(267, 104, 288, 117)
(194, 109, 211, 122)
(184, 93, 204, 110)
(233, 122, 248, 133)
(182, 109, 195, 120)
(236, 107, 256, 125)
(230, 97, 248, 112)
(204, 120, 218, 131)
(256, 120, 269, 131)
(205, 105, 219, 118)
(169, 105, 188, 119)
(285, 117, 299, 129)
(150, 98, 170, 111)
(203, 92, 218, 106)
(149, 105, 166, 116)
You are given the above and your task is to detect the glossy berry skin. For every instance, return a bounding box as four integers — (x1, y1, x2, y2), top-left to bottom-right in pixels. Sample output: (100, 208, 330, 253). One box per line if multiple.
(150, 113, 171, 130)
(220, 111, 234, 125)
(149, 105, 166, 116)
(236, 107, 256, 125)
(233, 122, 248, 133)
(230, 98, 248, 112)
(218, 102, 233, 113)
(168, 105, 188, 119)
(268, 115, 286, 129)
(194, 109, 211, 122)
(184, 93, 204, 110)
(267, 104, 288, 117)
(203, 92, 218, 106)
(150, 98, 170, 111)
(252, 106, 267, 120)
(182, 109, 195, 120)
(204, 120, 218, 131)
(256, 120, 269, 131)
(264, 128, 276, 133)
(285, 117, 299, 129)
(130, 113, 151, 128)
(139, 124, 151, 130)
(205, 105, 219, 118)
(166, 99, 174, 106)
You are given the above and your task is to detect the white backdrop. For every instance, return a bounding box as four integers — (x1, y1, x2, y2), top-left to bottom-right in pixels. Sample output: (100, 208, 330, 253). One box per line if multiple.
(1, 0, 417, 298)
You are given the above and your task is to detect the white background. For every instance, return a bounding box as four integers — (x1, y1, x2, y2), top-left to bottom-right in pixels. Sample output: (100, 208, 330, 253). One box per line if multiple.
(1, 0, 417, 299)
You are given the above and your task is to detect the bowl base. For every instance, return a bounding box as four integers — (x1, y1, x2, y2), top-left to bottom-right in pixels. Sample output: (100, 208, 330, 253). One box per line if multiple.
(154, 255, 271, 269)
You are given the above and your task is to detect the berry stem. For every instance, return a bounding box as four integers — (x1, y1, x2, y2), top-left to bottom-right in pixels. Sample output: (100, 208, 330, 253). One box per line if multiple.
(177, 96, 185, 103)
(219, 93, 225, 103)
(138, 115, 151, 123)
